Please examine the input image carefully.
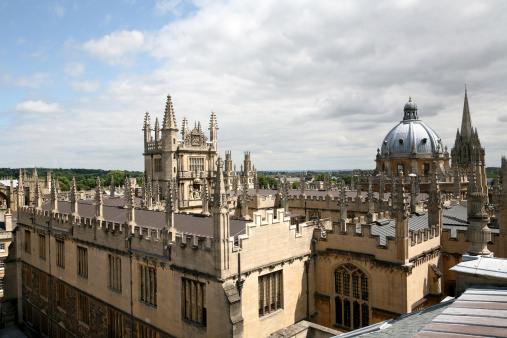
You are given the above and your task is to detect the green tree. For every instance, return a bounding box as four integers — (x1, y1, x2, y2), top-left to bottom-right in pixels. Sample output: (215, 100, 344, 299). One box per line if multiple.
(106, 171, 127, 187)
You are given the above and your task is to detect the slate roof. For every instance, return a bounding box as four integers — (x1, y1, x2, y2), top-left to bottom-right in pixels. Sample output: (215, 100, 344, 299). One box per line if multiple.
(343, 287, 507, 337)
(40, 201, 248, 240)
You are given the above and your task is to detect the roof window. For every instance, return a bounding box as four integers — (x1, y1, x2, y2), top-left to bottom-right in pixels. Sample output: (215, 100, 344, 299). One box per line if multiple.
(398, 139, 404, 145)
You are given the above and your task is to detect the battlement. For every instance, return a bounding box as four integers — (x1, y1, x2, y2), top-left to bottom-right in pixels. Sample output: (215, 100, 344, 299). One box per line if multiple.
(411, 224, 440, 246)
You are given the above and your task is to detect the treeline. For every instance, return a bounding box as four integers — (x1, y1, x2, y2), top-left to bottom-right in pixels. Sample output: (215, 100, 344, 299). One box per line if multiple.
(0, 168, 143, 192)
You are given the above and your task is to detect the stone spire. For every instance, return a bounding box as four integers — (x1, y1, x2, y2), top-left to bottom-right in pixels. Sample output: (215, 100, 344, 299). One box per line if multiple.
(110, 176, 115, 198)
(50, 178, 58, 213)
(70, 177, 79, 217)
(326, 173, 332, 197)
(34, 179, 42, 209)
(154, 117, 160, 143)
(254, 171, 259, 196)
(461, 87, 473, 140)
(143, 112, 152, 143)
(453, 167, 461, 200)
(209, 111, 218, 150)
(154, 179, 160, 204)
(339, 180, 348, 231)
(240, 178, 251, 220)
(282, 177, 289, 212)
(202, 177, 209, 215)
(379, 171, 386, 200)
(427, 162, 443, 227)
(162, 94, 177, 130)
(181, 116, 189, 140)
(141, 175, 147, 208)
(125, 177, 136, 228)
(356, 173, 362, 199)
(391, 172, 410, 263)
(94, 177, 103, 220)
(410, 174, 418, 214)
(213, 157, 230, 272)
(300, 173, 305, 195)
(165, 178, 177, 240)
(146, 176, 153, 210)
(17, 168, 25, 208)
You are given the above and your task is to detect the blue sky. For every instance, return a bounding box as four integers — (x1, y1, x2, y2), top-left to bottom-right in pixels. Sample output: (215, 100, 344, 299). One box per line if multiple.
(1, 0, 506, 171)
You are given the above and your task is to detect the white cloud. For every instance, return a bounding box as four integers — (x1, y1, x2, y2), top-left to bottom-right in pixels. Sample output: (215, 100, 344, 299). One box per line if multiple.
(11, 100, 63, 114)
(2, 73, 50, 88)
(82, 30, 144, 65)
(3, 0, 507, 170)
(155, 0, 181, 15)
(64, 63, 85, 77)
(71, 80, 100, 93)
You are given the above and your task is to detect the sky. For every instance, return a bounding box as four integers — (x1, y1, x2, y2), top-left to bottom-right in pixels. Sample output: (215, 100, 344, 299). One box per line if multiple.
(0, 0, 506, 171)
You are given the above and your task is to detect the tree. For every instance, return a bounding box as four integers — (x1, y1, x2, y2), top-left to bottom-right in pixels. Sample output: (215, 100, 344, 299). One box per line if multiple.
(105, 171, 126, 187)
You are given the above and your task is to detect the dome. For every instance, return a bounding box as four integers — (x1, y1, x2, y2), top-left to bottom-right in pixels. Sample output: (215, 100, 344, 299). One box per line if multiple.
(404, 97, 417, 110)
(380, 98, 443, 156)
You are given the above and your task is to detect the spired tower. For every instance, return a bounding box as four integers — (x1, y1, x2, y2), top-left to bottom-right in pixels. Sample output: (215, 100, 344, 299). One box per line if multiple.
(451, 88, 487, 194)
(143, 95, 220, 213)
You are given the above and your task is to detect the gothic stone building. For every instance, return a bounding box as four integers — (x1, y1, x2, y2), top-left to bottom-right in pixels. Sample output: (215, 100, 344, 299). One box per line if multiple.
(7, 91, 507, 337)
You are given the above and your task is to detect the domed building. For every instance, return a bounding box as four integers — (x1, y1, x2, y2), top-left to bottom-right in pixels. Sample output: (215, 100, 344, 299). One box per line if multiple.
(375, 97, 450, 177)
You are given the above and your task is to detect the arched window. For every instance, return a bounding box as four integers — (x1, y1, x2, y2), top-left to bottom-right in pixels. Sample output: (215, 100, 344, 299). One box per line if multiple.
(334, 264, 369, 329)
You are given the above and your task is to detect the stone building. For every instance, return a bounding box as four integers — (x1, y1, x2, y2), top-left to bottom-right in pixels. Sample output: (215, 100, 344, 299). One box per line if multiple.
(4, 91, 507, 337)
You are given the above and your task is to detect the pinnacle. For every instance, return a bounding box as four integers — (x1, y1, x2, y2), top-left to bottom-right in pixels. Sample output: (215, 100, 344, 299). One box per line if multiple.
(162, 94, 178, 130)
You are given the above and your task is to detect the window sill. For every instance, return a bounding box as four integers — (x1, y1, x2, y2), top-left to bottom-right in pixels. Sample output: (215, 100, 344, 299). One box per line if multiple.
(107, 287, 122, 294)
(182, 318, 207, 330)
(78, 320, 90, 330)
(259, 308, 283, 321)
(56, 265, 65, 269)
(139, 300, 157, 309)
(77, 274, 88, 279)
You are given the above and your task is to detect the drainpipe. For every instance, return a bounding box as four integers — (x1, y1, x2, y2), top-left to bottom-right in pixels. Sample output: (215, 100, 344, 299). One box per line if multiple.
(126, 235, 134, 337)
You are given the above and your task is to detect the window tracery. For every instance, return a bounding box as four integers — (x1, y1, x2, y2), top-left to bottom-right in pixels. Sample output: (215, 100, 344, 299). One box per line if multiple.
(334, 264, 369, 330)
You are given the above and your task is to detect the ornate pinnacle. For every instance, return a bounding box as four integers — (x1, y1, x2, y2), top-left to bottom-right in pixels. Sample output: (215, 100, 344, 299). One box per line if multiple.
(300, 173, 305, 195)
(213, 157, 226, 209)
(162, 94, 178, 130)
(391, 172, 408, 220)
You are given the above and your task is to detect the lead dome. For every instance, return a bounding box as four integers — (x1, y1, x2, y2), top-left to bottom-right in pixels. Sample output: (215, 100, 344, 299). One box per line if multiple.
(380, 97, 442, 156)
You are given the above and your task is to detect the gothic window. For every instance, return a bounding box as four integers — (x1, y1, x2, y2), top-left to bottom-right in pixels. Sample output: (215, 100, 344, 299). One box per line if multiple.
(24, 230, 31, 253)
(334, 264, 370, 329)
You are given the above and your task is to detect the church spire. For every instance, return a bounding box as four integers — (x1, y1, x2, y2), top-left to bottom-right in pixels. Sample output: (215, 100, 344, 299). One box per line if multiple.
(162, 94, 177, 130)
(460, 87, 473, 140)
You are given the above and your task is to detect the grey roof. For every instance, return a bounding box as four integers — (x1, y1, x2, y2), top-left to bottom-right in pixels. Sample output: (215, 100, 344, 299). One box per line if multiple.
(346, 286, 507, 337)
(450, 256, 507, 281)
(40, 201, 248, 240)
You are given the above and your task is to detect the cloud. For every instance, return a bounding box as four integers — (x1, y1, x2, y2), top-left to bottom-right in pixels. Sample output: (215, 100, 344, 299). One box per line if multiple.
(71, 80, 100, 93)
(3, 0, 507, 170)
(2, 73, 50, 88)
(11, 100, 63, 114)
(53, 4, 65, 18)
(64, 63, 85, 77)
(82, 30, 144, 65)
(155, 0, 181, 15)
